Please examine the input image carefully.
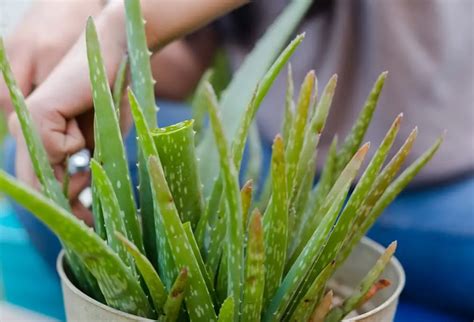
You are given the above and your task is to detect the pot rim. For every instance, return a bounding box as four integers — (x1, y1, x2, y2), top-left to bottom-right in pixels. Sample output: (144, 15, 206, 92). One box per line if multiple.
(343, 237, 406, 321)
(57, 237, 405, 321)
(56, 252, 154, 321)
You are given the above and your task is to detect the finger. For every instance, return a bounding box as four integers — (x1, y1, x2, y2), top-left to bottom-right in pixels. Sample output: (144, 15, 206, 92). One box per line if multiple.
(67, 171, 91, 201)
(39, 111, 86, 165)
(71, 198, 94, 227)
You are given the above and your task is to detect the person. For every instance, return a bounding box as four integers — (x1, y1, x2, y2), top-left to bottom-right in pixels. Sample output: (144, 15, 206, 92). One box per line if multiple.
(1, 0, 473, 318)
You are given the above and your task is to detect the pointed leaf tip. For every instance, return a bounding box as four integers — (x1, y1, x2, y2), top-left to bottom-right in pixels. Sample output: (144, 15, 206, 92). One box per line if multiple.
(356, 142, 371, 160)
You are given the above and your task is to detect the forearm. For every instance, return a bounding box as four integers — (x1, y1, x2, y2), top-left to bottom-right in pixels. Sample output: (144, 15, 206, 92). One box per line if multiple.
(26, 0, 246, 118)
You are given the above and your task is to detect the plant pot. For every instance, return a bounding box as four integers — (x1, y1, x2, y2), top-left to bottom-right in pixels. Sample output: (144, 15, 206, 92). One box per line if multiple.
(57, 237, 404, 322)
(330, 237, 405, 322)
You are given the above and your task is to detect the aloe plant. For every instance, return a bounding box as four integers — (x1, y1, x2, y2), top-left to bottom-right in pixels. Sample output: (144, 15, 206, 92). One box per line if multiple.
(0, 1, 443, 321)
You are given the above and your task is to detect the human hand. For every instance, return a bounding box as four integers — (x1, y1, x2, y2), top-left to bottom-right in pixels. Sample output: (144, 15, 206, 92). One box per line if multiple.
(0, 0, 105, 116)
(6, 0, 247, 222)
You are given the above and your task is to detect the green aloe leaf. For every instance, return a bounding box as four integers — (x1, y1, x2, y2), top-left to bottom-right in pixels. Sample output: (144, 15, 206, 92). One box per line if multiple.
(242, 209, 265, 322)
(289, 261, 334, 322)
(264, 183, 347, 322)
(337, 127, 419, 265)
(282, 64, 295, 143)
(112, 55, 128, 114)
(289, 75, 337, 242)
(205, 201, 226, 280)
(341, 134, 444, 264)
(90, 160, 135, 271)
(297, 136, 338, 245)
(124, 0, 158, 271)
(128, 89, 174, 288)
(148, 156, 217, 321)
(160, 268, 188, 322)
(0, 36, 101, 301)
(218, 296, 235, 322)
(263, 135, 288, 305)
(204, 83, 243, 318)
(0, 171, 152, 317)
(286, 70, 316, 191)
(265, 145, 369, 321)
(232, 33, 304, 171)
(296, 115, 402, 290)
(198, 0, 312, 195)
(152, 120, 203, 229)
(243, 123, 263, 189)
(199, 33, 305, 248)
(116, 232, 167, 315)
(336, 72, 387, 173)
(183, 222, 216, 305)
(86, 18, 142, 251)
(326, 242, 397, 322)
(195, 177, 223, 254)
(124, 0, 156, 126)
(191, 69, 213, 139)
(286, 143, 370, 269)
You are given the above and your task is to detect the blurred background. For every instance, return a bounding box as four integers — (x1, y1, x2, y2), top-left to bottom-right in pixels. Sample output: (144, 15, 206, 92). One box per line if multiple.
(0, 0, 473, 321)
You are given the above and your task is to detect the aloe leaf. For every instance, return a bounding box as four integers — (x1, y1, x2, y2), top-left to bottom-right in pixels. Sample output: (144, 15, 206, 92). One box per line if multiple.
(282, 64, 295, 143)
(148, 156, 217, 321)
(264, 182, 348, 322)
(86, 19, 142, 251)
(289, 261, 334, 322)
(243, 123, 263, 189)
(90, 160, 134, 271)
(309, 290, 333, 322)
(242, 209, 265, 322)
(206, 201, 226, 280)
(124, 0, 156, 126)
(0, 171, 152, 317)
(92, 117, 106, 240)
(241, 180, 254, 228)
(206, 34, 304, 224)
(204, 84, 243, 317)
(116, 232, 167, 315)
(286, 143, 370, 269)
(124, 0, 159, 274)
(216, 245, 229, 304)
(326, 242, 397, 322)
(0, 36, 101, 301)
(128, 90, 174, 288)
(297, 116, 402, 287)
(0, 40, 68, 210)
(263, 135, 288, 305)
(112, 55, 128, 114)
(195, 177, 223, 253)
(160, 268, 188, 322)
(218, 296, 235, 322)
(299, 135, 338, 239)
(265, 145, 369, 321)
(289, 75, 337, 242)
(286, 70, 316, 191)
(152, 120, 203, 229)
(231, 34, 304, 171)
(337, 127, 419, 265)
(341, 134, 443, 264)
(198, 0, 311, 194)
(183, 222, 216, 305)
(192, 69, 214, 139)
(336, 72, 387, 173)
